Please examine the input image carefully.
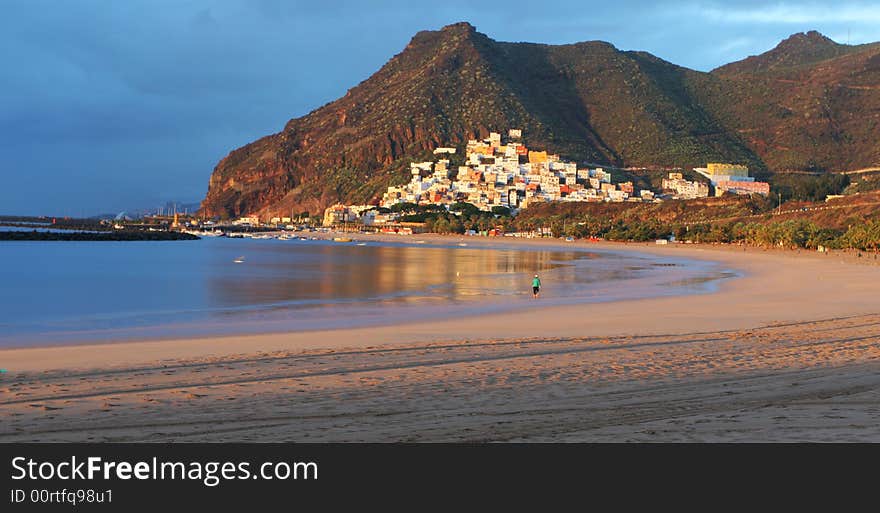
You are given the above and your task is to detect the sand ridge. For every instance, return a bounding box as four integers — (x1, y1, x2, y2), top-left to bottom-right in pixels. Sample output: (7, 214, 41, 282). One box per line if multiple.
(2, 314, 879, 442)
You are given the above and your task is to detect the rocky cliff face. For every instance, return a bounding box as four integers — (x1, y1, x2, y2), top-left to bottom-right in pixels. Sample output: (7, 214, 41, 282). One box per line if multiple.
(200, 23, 880, 219)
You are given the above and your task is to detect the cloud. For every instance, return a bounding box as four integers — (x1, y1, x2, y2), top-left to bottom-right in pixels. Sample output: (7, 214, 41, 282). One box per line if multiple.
(717, 37, 755, 54)
(698, 2, 880, 24)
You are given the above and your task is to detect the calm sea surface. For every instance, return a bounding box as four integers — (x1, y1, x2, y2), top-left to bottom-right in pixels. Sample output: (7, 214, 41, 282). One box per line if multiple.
(0, 236, 735, 347)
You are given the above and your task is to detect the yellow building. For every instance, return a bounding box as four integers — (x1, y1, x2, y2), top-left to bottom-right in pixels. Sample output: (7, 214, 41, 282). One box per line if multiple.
(470, 143, 491, 155)
(528, 150, 548, 164)
(706, 163, 749, 177)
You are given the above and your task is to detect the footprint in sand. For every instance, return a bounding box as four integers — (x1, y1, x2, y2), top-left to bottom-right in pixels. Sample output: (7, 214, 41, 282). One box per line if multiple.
(29, 404, 63, 411)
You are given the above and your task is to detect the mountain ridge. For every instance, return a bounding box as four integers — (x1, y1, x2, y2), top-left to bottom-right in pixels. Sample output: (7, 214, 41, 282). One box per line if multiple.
(200, 23, 880, 219)
(713, 31, 850, 75)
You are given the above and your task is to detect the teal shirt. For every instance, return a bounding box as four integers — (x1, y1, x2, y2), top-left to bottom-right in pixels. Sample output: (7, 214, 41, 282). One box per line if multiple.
(532, 277, 541, 287)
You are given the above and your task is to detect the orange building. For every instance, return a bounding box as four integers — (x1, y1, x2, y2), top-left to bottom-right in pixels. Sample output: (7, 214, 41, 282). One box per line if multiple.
(528, 151, 548, 163)
(470, 143, 491, 155)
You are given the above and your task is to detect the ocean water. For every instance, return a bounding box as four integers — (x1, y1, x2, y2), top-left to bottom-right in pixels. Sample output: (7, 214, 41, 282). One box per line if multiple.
(0, 236, 735, 347)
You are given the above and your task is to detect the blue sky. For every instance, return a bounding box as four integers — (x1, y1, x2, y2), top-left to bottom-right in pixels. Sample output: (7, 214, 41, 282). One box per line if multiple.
(2, 1, 880, 216)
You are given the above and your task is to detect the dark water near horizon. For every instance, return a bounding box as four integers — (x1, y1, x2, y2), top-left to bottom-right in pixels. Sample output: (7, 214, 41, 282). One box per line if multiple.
(0, 237, 735, 347)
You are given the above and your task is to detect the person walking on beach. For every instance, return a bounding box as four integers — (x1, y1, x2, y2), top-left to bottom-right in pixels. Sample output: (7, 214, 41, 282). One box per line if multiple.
(532, 274, 541, 298)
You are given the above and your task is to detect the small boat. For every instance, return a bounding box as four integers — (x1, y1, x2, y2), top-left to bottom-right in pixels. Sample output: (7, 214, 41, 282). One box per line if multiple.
(233, 256, 245, 263)
(414, 240, 426, 244)
(333, 237, 353, 242)
(458, 243, 468, 247)
(299, 237, 308, 241)
(356, 242, 367, 246)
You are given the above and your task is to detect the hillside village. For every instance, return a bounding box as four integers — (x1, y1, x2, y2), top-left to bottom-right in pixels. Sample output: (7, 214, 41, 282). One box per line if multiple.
(318, 129, 769, 228)
(382, 129, 649, 212)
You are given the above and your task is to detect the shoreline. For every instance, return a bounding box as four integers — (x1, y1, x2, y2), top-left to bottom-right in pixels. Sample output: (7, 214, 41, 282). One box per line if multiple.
(326, 229, 880, 265)
(0, 235, 731, 351)
(2, 237, 879, 374)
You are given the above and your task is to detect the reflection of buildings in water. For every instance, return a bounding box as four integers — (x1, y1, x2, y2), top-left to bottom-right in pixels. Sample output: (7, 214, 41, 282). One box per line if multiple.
(317, 244, 337, 300)
(207, 243, 604, 309)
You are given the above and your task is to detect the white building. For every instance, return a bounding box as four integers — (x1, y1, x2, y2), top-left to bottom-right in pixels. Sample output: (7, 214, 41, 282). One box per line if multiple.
(234, 216, 260, 226)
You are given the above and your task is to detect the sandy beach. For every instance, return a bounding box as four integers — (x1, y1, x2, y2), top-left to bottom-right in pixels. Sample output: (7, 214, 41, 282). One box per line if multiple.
(1, 238, 879, 442)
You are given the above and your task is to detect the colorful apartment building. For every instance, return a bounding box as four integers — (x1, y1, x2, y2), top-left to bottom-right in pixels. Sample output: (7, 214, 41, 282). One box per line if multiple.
(715, 180, 770, 196)
(706, 163, 750, 177)
(693, 163, 770, 197)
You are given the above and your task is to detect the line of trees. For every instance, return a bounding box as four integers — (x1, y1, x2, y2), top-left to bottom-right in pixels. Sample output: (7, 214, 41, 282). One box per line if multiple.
(508, 212, 880, 250)
(602, 218, 880, 250)
(677, 219, 880, 250)
(386, 202, 511, 234)
(386, 198, 880, 250)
